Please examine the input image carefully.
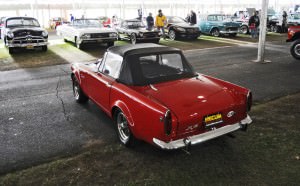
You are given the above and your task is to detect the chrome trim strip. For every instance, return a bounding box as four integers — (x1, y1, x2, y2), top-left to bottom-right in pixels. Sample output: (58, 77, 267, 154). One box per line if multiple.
(153, 115, 252, 150)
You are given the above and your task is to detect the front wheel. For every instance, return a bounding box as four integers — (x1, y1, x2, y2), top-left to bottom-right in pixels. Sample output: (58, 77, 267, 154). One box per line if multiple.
(72, 77, 89, 103)
(240, 25, 249, 34)
(75, 38, 83, 49)
(168, 30, 176, 40)
(41, 45, 47, 52)
(130, 34, 137, 44)
(107, 41, 114, 47)
(211, 28, 220, 37)
(290, 39, 300, 60)
(114, 109, 136, 147)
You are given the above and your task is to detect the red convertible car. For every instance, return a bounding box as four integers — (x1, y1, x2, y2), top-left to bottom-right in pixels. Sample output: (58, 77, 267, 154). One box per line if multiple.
(71, 43, 252, 149)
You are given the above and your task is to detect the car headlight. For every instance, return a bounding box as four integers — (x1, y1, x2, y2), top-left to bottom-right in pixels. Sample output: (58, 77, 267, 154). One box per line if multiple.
(42, 31, 48, 37)
(80, 34, 91, 39)
(7, 31, 14, 38)
(109, 33, 117, 37)
(175, 27, 186, 32)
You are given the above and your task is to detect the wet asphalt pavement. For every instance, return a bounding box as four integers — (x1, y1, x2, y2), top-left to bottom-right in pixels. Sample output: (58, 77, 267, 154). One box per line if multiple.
(1, 41, 300, 173)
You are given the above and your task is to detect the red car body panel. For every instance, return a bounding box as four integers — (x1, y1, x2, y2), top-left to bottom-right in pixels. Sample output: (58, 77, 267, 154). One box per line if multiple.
(71, 44, 251, 148)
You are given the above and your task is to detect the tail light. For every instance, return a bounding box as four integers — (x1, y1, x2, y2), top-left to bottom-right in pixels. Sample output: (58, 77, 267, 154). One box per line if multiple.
(247, 91, 252, 112)
(164, 110, 172, 135)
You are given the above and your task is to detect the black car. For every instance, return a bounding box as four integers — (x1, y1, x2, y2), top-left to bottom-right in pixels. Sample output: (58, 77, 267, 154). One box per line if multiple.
(2, 16, 48, 54)
(166, 16, 200, 40)
(116, 19, 160, 44)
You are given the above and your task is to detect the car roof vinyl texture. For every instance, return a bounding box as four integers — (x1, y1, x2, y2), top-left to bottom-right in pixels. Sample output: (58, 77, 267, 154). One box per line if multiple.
(108, 43, 180, 57)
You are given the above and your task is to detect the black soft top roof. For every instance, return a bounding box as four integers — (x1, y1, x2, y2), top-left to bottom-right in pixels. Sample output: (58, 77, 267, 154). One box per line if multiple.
(6, 16, 37, 20)
(107, 43, 181, 57)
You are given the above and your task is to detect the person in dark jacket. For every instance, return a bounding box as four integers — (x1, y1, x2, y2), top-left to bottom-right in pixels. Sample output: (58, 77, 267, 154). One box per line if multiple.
(146, 13, 154, 30)
(248, 11, 260, 38)
(189, 10, 197, 25)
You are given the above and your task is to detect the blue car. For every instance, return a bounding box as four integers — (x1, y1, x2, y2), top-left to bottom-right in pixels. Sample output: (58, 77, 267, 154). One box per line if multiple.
(199, 14, 240, 37)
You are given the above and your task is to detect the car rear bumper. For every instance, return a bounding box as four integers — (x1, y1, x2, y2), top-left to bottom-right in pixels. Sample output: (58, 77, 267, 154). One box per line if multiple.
(153, 115, 252, 150)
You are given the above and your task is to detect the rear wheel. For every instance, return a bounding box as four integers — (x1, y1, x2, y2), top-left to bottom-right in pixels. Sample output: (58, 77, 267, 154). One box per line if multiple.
(114, 109, 136, 147)
(290, 39, 300, 60)
(72, 77, 89, 103)
(130, 34, 137, 44)
(168, 29, 176, 40)
(211, 28, 220, 37)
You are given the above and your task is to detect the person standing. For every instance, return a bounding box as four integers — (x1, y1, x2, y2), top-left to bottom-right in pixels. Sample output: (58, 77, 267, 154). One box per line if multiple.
(282, 11, 287, 33)
(146, 13, 154, 30)
(155, 9, 167, 39)
(70, 14, 74, 22)
(189, 10, 197, 25)
(248, 11, 260, 38)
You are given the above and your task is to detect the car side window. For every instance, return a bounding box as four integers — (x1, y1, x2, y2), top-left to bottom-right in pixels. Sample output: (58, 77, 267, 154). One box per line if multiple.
(100, 52, 123, 79)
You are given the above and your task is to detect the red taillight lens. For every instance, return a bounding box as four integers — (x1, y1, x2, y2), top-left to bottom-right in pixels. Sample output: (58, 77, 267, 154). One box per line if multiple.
(247, 91, 252, 112)
(164, 110, 172, 135)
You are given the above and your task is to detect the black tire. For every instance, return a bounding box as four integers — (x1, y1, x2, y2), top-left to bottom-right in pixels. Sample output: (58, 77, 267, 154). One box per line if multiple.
(41, 45, 47, 52)
(8, 47, 15, 54)
(114, 109, 136, 147)
(290, 39, 300, 60)
(75, 37, 83, 49)
(168, 29, 176, 40)
(72, 77, 89, 103)
(240, 25, 249, 34)
(211, 28, 220, 37)
(107, 41, 114, 47)
(64, 38, 68, 42)
(130, 34, 137, 44)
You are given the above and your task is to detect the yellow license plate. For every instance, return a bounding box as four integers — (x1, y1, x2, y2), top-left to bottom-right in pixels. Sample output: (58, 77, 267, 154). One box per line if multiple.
(204, 113, 222, 123)
(27, 45, 34, 49)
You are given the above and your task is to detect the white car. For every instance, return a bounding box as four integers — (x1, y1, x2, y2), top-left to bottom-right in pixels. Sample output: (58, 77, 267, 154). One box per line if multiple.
(56, 18, 118, 49)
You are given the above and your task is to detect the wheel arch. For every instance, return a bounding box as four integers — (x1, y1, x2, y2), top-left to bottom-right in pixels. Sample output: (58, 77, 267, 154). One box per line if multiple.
(209, 27, 219, 34)
(291, 32, 300, 42)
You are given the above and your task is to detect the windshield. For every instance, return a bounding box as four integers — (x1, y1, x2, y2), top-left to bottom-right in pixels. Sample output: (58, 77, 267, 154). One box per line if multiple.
(125, 21, 145, 29)
(168, 17, 186, 23)
(127, 52, 196, 85)
(6, 18, 40, 28)
(73, 19, 102, 27)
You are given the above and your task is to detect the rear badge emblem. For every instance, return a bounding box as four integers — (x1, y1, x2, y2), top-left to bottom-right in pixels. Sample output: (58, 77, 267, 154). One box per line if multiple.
(227, 111, 235, 118)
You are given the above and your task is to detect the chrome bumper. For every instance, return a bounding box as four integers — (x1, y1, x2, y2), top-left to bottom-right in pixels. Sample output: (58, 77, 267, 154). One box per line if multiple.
(79, 37, 117, 44)
(7, 41, 48, 48)
(153, 115, 252, 150)
(220, 30, 239, 34)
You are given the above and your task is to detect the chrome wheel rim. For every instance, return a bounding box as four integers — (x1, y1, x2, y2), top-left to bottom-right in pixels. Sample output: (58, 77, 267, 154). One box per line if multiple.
(131, 34, 136, 44)
(294, 44, 300, 56)
(241, 26, 248, 34)
(73, 81, 80, 100)
(169, 30, 176, 40)
(117, 112, 130, 143)
(212, 29, 219, 37)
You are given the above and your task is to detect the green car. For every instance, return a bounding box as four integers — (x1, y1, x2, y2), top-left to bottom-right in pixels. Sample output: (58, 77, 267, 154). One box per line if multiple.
(199, 14, 240, 37)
